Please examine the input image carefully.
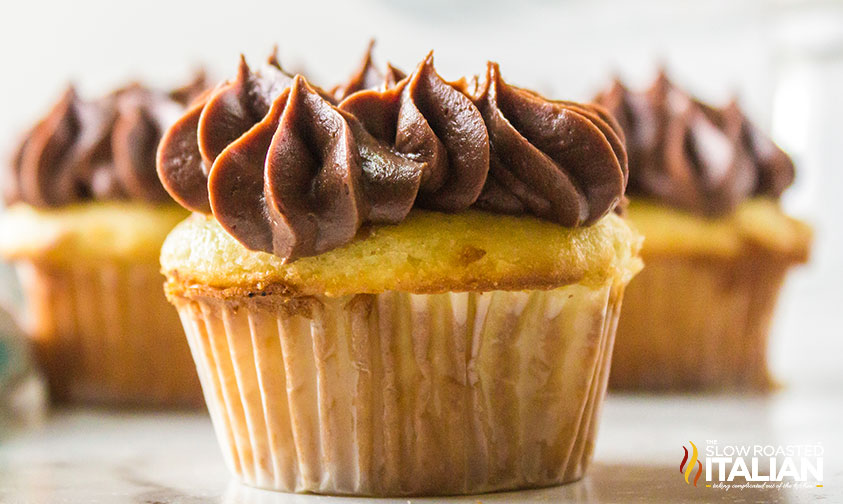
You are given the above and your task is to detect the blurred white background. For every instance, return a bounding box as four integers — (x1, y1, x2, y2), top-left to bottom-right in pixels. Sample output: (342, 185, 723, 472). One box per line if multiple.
(0, 0, 841, 390)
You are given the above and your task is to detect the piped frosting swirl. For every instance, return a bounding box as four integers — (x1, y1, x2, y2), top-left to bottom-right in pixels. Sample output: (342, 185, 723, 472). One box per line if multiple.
(470, 62, 627, 227)
(157, 52, 628, 262)
(594, 72, 794, 216)
(330, 40, 407, 101)
(6, 75, 207, 207)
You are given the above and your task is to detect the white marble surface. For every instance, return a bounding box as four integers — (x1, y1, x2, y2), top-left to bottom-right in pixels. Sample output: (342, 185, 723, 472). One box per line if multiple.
(1, 389, 840, 503)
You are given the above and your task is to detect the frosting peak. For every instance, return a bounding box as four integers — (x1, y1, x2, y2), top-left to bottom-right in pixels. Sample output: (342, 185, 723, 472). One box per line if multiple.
(158, 52, 628, 262)
(157, 53, 333, 214)
(330, 41, 407, 101)
(7, 76, 207, 208)
(594, 72, 794, 216)
(471, 62, 627, 227)
(340, 51, 492, 212)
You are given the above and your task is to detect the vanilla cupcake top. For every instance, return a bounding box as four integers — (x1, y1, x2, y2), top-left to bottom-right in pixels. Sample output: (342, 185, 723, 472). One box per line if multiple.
(594, 72, 794, 216)
(5, 75, 207, 208)
(157, 50, 628, 262)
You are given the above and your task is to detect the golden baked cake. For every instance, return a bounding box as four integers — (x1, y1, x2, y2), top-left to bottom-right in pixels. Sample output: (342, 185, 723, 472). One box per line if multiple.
(595, 72, 811, 391)
(157, 47, 642, 495)
(0, 76, 208, 406)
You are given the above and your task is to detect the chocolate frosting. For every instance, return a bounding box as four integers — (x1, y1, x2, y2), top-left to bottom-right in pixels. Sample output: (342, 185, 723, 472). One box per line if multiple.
(330, 40, 407, 101)
(157, 52, 333, 214)
(6, 75, 207, 207)
(594, 72, 794, 216)
(469, 62, 627, 227)
(158, 53, 628, 262)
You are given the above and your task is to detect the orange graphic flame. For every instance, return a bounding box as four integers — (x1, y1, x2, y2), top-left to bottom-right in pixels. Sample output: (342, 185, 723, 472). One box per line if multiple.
(680, 441, 703, 486)
(694, 460, 702, 487)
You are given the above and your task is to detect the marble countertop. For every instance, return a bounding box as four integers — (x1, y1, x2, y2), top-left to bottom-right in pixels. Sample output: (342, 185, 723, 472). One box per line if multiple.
(1, 389, 840, 504)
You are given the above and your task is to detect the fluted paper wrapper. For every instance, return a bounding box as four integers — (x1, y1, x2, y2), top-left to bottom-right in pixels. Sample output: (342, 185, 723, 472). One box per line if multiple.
(611, 254, 792, 391)
(171, 281, 624, 495)
(14, 260, 202, 406)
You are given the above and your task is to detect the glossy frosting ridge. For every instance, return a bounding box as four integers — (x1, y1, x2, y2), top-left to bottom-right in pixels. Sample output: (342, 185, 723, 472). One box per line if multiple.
(330, 40, 407, 101)
(158, 52, 628, 261)
(594, 72, 794, 216)
(7, 74, 207, 207)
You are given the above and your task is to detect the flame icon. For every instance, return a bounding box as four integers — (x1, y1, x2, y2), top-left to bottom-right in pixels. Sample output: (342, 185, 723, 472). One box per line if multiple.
(680, 441, 703, 487)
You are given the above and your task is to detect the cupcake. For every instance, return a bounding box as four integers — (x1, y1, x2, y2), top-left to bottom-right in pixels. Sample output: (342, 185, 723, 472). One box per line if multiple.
(0, 75, 208, 406)
(157, 51, 642, 495)
(594, 72, 811, 391)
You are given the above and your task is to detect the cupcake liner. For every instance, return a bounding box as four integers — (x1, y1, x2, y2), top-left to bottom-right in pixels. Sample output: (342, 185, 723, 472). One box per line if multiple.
(171, 281, 625, 495)
(14, 259, 202, 406)
(611, 252, 792, 391)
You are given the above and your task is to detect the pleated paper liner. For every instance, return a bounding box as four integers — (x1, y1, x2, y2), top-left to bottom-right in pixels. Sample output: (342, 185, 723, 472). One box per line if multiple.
(171, 280, 626, 496)
(611, 252, 795, 391)
(14, 259, 202, 407)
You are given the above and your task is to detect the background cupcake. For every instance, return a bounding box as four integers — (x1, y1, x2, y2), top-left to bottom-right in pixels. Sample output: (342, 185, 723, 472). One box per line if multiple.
(0, 76, 208, 406)
(156, 52, 642, 495)
(594, 72, 812, 391)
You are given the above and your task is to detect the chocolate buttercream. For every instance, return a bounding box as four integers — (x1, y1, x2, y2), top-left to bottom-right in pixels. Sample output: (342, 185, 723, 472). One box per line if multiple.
(158, 52, 628, 262)
(157, 52, 333, 214)
(594, 72, 794, 216)
(469, 62, 627, 227)
(331, 41, 407, 101)
(6, 75, 207, 207)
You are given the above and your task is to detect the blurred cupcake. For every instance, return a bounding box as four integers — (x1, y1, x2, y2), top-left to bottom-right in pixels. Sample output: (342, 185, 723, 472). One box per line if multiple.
(0, 75, 208, 406)
(595, 72, 811, 391)
(157, 52, 641, 495)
